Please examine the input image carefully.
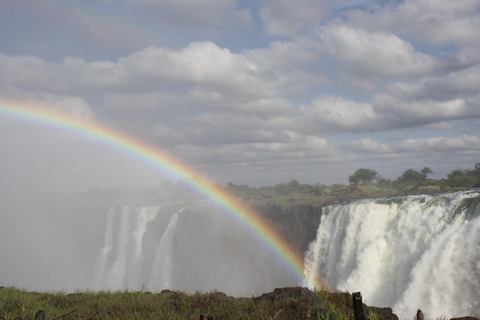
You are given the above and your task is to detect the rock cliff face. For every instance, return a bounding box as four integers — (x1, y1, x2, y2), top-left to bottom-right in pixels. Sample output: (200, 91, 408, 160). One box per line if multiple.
(252, 204, 323, 258)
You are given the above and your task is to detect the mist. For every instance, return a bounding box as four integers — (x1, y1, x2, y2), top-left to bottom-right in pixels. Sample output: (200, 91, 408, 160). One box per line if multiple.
(0, 117, 302, 294)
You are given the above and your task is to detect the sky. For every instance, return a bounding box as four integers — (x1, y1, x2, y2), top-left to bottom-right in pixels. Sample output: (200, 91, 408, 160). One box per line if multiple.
(1, 0, 480, 190)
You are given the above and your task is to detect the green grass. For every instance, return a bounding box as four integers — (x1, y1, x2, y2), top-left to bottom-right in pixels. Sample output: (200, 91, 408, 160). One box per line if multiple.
(0, 286, 380, 320)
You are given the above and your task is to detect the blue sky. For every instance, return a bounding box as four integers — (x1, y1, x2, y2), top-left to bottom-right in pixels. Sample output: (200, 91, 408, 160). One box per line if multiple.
(1, 0, 480, 189)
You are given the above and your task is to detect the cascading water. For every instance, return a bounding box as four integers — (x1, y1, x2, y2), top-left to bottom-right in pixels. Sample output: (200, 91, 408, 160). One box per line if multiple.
(149, 209, 181, 289)
(96, 205, 161, 290)
(0, 195, 299, 295)
(304, 191, 480, 319)
(94, 202, 298, 296)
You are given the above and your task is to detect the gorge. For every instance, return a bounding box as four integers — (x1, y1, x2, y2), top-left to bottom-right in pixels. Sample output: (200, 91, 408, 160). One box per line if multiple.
(1, 189, 479, 320)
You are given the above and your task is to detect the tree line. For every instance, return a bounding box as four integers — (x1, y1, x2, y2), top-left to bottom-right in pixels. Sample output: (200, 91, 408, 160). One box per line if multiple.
(77, 162, 480, 205)
(225, 162, 480, 198)
(348, 163, 480, 190)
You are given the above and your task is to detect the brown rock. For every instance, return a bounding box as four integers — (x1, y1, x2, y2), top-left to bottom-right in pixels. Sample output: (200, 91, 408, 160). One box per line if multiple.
(417, 309, 424, 320)
(256, 287, 312, 302)
(366, 306, 399, 320)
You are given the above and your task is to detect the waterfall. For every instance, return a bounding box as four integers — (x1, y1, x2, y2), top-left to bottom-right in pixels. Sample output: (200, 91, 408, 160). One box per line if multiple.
(149, 209, 181, 290)
(304, 191, 480, 319)
(94, 203, 298, 295)
(96, 205, 161, 290)
(96, 206, 115, 288)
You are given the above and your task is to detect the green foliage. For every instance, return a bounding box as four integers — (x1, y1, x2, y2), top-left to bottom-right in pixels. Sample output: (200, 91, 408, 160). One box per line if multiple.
(396, 169, 426, 184)
(348, 169, 378, 186)
(393, 167, 433, 190)
(447, 168, 480, 188)
(0, 287, 375, 320)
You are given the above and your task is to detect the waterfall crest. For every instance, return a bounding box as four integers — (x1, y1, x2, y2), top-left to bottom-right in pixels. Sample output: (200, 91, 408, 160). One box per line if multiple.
(304, 191, 480, 319)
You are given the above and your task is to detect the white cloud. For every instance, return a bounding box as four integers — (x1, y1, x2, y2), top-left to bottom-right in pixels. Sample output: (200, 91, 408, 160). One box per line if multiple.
(349, 134, 480, 156)
(0, 89, 96, 120)
(374, 94, 468, 118)
(299, 96, 379, 133)
(0, 41, 323, 104)
(423, 122, 455, 131)
(104, 92, 187, 112)
(398, 134, 480, 152)
(35, 93, 97, 120)
(171, 132, 339, 168)
(0, 54, 127, 93)
(261, 0, 329, 36)
(345, 133, 480, 175)
(419, 64, 480, 99)
(345, 0, 480, 46)
(348, 138, 394, 153)
(245, 41, 320, 70)
(3, 0, 480, 187)
(318, 25, 440, 79)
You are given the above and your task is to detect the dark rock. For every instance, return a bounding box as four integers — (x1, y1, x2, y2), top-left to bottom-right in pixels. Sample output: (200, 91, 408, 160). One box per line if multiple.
(353, 292, 366, 320)
(34, 310, 45, 320)
(366, 306, 399, 320)
(159, 289, 174, 295)
(417, 309, 424, 320)
(255, 286, 312, 302)
(450, 317, 478, 320)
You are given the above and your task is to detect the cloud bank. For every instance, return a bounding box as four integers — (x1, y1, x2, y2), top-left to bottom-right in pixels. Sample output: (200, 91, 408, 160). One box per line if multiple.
(1, 0, 480, 187)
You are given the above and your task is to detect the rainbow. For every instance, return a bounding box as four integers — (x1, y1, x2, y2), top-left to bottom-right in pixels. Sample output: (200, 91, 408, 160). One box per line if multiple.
(0, 98, 325, 290)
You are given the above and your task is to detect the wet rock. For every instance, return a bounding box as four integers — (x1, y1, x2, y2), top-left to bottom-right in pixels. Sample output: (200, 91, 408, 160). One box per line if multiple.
(352, 292, 365, 320)
(417, 309, 424, 320)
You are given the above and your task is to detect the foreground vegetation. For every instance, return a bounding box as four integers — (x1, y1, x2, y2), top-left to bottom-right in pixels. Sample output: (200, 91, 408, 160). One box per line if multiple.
(0, 286, 383, 320)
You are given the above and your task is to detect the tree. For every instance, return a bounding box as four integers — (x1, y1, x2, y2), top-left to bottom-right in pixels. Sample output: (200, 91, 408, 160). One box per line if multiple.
(287, 179, 300, 189)
(375, 175, 392, 188)
(447, 169, 477, 187)
(421, 167, 433, 178)
(349, 169, 378, 185)
(396, 169, 426, 184)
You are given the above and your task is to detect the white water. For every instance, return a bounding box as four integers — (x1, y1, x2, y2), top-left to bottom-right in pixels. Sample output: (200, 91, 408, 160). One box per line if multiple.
(305, 191, 480, 319)
(149, 209, 181, 289)
(97, 205, 160, 290)
(95, 203, 298, 295)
